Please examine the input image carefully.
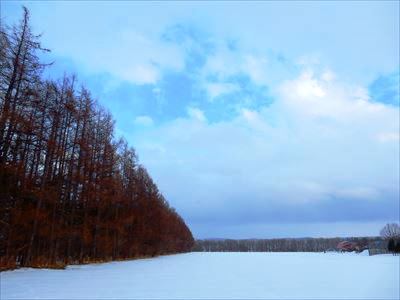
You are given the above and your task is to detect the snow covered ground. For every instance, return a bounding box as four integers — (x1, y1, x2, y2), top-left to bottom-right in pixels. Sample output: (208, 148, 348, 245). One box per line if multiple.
(1, 252, 398, 299)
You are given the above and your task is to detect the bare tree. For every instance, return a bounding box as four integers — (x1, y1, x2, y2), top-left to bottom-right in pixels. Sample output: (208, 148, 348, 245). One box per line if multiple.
(380, 223, 400, 239)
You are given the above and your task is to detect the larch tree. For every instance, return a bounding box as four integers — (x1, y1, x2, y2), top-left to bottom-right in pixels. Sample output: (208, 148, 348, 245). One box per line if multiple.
(0, 7, 194, 271)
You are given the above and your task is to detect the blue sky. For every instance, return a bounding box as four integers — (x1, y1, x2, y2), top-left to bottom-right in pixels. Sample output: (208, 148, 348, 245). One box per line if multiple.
(3, 1, 399, 238)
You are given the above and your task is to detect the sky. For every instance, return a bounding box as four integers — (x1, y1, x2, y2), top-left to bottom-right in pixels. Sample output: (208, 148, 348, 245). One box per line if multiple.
(3, 1, 399, 239)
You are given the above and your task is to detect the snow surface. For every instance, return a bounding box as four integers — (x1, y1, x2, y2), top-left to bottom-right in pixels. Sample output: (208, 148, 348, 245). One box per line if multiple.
(1, 252, 399, 299)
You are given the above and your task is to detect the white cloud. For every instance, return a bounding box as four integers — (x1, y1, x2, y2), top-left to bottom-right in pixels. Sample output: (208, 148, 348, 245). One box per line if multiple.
(134, 68, 399, 227)
(321, 70, 336, 82)
(278, 70, 395, 126)
(204, 82, 240, 100)
(199, 43, 271, 99)
(240, 108, 271, 133)
(51, 27, 185, 85)
(291, 70, 326, 98)
(242, 55, 269, 85)
(296, 54, 321, 67)
(120, 64, 160, 85)
(187, 107, 207, 122)
(201, 44, 238, 80)
(377, 132, 400, 143)
(335, 187, 379, 200)
(201, 47, 269, 85)
(134, 115, 154, 126)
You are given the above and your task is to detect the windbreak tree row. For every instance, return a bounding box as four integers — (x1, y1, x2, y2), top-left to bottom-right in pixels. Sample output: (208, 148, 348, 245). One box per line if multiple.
(194, 237, 376, 253)
(0, 7, 194, 270)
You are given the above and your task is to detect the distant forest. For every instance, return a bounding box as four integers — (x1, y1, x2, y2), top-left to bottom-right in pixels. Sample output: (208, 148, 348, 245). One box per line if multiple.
(0, 8, 194, 270)
(194, 237, 384, 253)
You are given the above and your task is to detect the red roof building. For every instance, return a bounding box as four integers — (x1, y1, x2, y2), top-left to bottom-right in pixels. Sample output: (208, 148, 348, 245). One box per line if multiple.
(337, 241, 360, 252)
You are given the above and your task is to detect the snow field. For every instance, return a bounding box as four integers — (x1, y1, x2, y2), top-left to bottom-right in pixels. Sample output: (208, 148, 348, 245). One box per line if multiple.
(1, 252, 399, 299)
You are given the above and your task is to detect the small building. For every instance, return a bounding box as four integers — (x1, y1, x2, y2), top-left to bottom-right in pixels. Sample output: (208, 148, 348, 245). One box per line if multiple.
(337, 241, 360, 252)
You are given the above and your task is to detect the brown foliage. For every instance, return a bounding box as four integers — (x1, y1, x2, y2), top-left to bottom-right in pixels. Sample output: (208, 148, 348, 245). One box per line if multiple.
(0, 7, 194, 270)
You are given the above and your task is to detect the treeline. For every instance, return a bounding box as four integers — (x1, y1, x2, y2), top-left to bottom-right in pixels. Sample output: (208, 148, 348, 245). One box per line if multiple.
(0, 8, 193, 270)
(193, 237, 381, 253)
